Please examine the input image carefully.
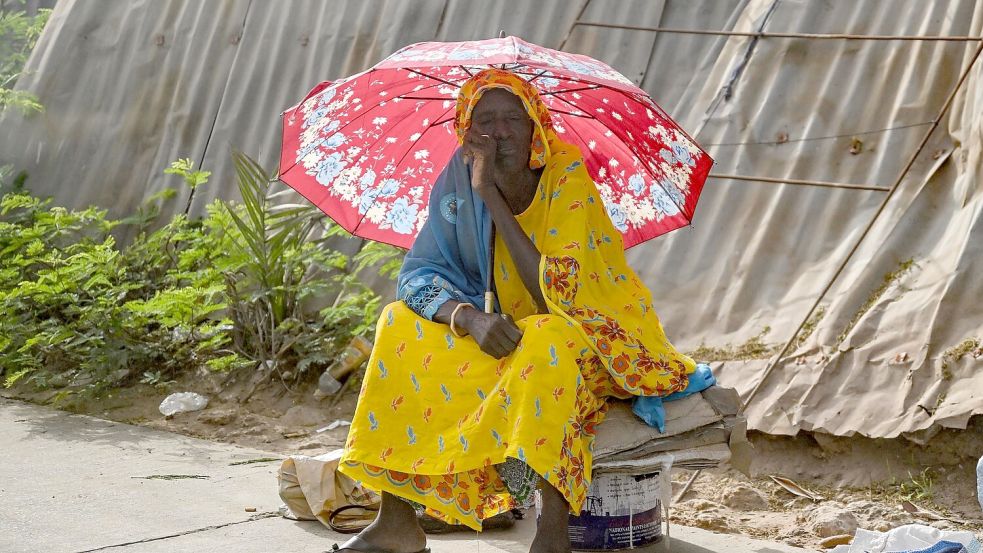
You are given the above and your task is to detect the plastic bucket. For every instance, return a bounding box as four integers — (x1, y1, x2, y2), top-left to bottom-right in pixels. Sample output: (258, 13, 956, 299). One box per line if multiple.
(567, 471, 664, 551)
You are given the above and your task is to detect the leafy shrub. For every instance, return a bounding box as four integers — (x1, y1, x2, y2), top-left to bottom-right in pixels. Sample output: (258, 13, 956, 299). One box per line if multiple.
(0, 155, 403, 400)
(1, 0, 50, 115)
(0, 192, 234, 396)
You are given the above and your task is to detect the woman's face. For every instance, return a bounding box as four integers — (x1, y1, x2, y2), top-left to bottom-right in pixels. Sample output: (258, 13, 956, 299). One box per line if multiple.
(469, 88, 534, 172)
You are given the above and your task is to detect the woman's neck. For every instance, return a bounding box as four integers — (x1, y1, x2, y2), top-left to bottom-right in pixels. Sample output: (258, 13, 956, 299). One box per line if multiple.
(496, 167, 542, 215)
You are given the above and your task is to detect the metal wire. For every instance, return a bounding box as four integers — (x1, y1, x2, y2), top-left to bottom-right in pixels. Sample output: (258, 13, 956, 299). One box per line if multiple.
(574, 21, 983, 42)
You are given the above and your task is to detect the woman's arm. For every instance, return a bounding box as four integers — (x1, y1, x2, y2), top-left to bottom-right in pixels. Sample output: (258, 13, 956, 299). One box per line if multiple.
(479, 190, 547, 312)
(433, 300, 523, 359)
(464, 132, 548, 313)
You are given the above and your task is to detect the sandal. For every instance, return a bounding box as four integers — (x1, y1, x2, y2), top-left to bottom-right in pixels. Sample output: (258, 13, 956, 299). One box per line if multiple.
(329, 535, 430, 553)
(327, 504, 379, 534)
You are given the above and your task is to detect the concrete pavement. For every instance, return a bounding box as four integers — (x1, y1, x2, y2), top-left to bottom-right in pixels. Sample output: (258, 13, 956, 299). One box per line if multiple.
(0, 397, 812, 553)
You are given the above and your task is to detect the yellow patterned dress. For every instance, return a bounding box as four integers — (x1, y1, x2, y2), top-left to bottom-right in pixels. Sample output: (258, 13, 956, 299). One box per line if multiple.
(340, 138, 695, 530)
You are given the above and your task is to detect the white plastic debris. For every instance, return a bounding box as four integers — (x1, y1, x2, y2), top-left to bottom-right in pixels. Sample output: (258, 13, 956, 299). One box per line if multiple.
(977, 455, 983, 513)
(316, 420, 351, 433)
(158, 392, 209, 416)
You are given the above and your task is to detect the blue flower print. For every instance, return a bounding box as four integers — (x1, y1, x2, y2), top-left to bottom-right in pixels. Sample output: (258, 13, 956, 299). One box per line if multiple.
(358, 188, 380, 214)
(652, 185, 681, 216)
(628, 173, 646, 195)
(606, 204, 629, 232)
(661, 141, 696, 167)
(386, 197, 419, 235)
(316, 152, 346, 186)
(317, 87, 337, 106)
(664, 178, 686, 206)
(377, 178, 400, 197)
(564, 59, 597, 76)
(323, 132, 346, 150)
(671, 141, 696, 167)
(449, 48, 482, 61)
(359, 169, 377, 189)
(295, 142, 318, 164)
(303, 106, 328, 130)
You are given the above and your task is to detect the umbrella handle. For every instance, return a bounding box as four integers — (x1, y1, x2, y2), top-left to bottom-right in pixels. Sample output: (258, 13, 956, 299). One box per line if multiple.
(485, 223, 496, 314)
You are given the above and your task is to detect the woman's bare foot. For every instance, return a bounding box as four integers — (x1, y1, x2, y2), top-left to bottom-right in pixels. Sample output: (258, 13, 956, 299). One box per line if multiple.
(529, 480, 572, 553)
(335, 492, 427, 553)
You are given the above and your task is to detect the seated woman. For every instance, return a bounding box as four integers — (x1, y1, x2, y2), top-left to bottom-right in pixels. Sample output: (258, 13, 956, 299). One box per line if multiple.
(335, 68, 696, 553)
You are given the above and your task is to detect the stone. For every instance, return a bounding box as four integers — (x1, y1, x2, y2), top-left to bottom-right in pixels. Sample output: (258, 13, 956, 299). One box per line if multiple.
(808, 504, 859, 538)
(820, 534, 853, 548)
(721, 483, 770, 511)
(690, 512, 734, 533)
(197, 409, 237, 426)
(279, 405, 324, 427)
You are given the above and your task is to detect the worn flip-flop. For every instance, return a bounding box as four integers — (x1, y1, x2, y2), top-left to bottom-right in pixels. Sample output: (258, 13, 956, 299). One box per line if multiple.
(329, 535, 430, 553)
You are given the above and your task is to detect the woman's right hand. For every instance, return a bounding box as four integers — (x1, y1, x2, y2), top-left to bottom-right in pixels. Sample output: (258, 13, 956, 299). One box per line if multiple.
(458, 309, 523, 359)
(463, 131, 499, 198)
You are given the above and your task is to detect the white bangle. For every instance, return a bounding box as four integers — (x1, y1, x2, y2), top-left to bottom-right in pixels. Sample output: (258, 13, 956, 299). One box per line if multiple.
(449, 302, 475, 338)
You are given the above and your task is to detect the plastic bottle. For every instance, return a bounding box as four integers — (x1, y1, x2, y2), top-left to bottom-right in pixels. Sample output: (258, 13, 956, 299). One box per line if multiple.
(315, 336, 373, 398)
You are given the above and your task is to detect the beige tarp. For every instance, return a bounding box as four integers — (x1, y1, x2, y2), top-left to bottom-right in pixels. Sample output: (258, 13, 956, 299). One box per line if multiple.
(1, 0, 980, 439)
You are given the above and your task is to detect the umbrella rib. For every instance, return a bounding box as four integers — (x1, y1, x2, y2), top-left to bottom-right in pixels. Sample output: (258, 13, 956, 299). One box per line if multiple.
(551, 91, 688, 217)
(548, 93, 601, 121)
(398, 96, 456, 101)
(406, 68, 464, 88)
(542, 85, 602, 97)
(549, 108, 594, 118)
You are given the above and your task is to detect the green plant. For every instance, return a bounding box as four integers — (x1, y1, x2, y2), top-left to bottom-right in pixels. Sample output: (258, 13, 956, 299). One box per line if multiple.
(0, 1, 50, 115)
(0, 183, 235, 397)
(221, 153, 402, 396)
(0, 153, 403, 401)
(897, 468, 934, 502)
(164, 158, 212, 215)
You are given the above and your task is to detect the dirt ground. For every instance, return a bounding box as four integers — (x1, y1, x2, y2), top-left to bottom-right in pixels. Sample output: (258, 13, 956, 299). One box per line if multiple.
(6, 369, 982, 551)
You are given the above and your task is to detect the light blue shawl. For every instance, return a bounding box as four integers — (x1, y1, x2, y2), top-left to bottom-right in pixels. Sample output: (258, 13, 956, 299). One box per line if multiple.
(396, 148, 496, 319)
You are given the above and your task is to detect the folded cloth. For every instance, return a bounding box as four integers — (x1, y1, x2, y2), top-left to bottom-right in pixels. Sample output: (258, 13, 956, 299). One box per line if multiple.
(907, 541, 973, 553)
(632, 363, 716, 432)
(829, 524, 982, 553)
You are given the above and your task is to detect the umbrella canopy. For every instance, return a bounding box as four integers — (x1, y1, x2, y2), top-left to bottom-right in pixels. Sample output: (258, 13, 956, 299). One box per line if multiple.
(279, 36, 712, 249)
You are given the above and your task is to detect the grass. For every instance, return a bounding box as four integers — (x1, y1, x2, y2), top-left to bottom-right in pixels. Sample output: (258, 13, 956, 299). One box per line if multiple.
(896, 468, 935, 502)
(789, 306, 826, 353)
(835, 259, 916, 348)
(228, 457, 281, 466)
(939, 337, 980, 381)
(687, 327, 780, 362)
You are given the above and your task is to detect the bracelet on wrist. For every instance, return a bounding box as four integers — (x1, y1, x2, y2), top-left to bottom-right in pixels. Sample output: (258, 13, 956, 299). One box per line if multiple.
(449, 302, 475, 338)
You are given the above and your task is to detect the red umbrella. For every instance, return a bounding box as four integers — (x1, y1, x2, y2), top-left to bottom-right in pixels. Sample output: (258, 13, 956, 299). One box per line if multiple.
(279, 36, 712, 250)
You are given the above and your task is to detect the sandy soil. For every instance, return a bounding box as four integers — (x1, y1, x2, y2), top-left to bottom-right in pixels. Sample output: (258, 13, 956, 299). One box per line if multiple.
(6, 369, 982, 551)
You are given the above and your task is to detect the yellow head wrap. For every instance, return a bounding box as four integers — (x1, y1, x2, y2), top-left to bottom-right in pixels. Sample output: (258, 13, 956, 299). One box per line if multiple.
(454, 68, 553, 170)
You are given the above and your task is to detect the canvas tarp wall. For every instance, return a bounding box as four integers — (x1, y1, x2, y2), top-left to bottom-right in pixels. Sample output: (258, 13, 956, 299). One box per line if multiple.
(1, 0, 980, 440)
